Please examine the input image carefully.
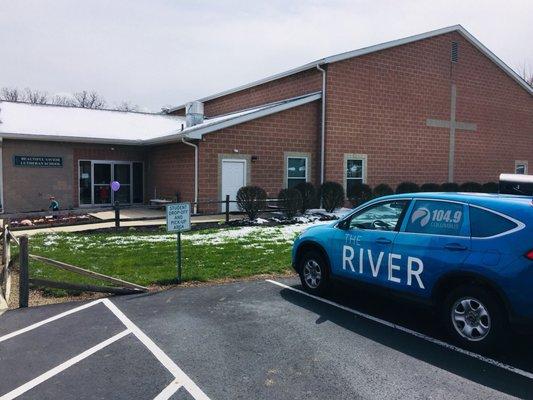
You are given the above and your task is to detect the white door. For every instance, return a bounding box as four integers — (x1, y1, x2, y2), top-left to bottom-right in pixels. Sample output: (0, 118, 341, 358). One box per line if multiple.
(221, 160, 246, 212)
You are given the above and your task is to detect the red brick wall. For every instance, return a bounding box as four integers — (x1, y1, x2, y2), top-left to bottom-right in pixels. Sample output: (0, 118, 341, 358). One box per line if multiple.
(197, 101, 320, 210)
(145, 143, 195, 203)
(171, 69, 322, 117)
(72, 145, 146, 207)
(324, 31, 533, 190)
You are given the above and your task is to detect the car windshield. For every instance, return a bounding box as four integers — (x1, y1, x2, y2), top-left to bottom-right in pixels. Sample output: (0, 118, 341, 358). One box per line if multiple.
(349, 201, 408, 231)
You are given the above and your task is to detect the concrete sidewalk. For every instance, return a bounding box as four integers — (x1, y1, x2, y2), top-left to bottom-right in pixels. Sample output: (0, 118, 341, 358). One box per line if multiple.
(13, 214, 243, 237)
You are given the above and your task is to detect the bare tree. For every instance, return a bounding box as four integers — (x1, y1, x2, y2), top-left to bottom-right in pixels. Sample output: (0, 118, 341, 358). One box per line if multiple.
(1, 87, 23, 101)
(72, 90, 106, 109)
(115, 101, 138, 112)
(50, 94, 75, 106)
(24, 88, 48, 104)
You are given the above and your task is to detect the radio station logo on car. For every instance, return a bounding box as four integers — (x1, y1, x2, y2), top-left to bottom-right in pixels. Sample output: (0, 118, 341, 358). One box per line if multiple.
(411, 207, 430, 227)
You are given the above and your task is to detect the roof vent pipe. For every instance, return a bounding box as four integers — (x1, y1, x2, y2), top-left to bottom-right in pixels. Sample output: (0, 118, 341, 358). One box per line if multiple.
(185, 101, 204, 127)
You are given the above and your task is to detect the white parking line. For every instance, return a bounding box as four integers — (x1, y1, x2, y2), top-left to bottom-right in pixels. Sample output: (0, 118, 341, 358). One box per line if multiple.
(266, 279, 533, 381)
(0, 329, 130, 400)
(0, 299, 103, 343)
(102, 299, 211, 400)
(153, 379, 182, 400)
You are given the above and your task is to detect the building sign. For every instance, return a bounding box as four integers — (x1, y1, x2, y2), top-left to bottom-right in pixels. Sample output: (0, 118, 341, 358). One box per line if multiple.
(13, 155, 63, 168)
(166, 202, 191, 233)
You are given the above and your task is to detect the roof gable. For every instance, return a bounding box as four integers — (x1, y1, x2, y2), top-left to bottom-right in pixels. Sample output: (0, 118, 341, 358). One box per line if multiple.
(166, 25, 532, 113)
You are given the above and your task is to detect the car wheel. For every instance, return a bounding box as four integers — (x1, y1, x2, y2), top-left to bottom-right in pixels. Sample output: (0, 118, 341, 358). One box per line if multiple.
(298, 250, 329, 294)
(443, 285, 507, 352)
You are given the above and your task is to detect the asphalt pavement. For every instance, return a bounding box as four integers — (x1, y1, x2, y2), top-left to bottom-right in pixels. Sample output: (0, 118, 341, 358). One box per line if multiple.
(0, 277, 532, 399)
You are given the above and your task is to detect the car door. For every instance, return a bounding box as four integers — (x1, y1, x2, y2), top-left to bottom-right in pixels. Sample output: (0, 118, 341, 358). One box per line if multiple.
(391, 199, 471, 298)
(331, 199, 410, 286)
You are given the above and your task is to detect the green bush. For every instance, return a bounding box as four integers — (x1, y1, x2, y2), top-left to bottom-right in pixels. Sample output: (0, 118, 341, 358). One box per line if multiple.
(373, 183, 394, 198)
(320, 181, 345, 213)
(440, 182, 460, 192)
(348, 183, 372, 207)
(459, 182, 483, 192)
(278, 188, 303, 219)
(294, 182, 317, 213)
(396, 181, 420, 194)
(236, 186, 267, 220)
(481, 182, 499, 193)
(420, 183, 441, 192)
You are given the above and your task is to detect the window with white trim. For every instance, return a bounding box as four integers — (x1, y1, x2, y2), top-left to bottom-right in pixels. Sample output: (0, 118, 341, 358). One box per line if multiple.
(345, 157, 365, 198)
(515, 161, 528, 175)
(287, 157, 307, 189)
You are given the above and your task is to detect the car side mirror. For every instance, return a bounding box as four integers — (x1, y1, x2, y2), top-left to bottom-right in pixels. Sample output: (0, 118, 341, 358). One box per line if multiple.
(337, 219, 350, 230)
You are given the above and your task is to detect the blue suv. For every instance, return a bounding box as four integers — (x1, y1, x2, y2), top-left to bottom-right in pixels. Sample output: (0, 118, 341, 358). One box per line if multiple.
(292, 193, 533, 350)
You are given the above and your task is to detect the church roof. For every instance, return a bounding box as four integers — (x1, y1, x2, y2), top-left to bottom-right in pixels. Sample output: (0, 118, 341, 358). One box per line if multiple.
(166, 25, 533, 113)
(0, 101, 185, 144)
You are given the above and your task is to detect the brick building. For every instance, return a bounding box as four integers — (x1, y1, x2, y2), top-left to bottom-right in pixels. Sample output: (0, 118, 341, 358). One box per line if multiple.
(0, 25, 531, 214)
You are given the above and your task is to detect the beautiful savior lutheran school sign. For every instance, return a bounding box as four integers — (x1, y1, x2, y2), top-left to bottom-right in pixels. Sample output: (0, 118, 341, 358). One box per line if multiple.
(13, 155, 63, 168)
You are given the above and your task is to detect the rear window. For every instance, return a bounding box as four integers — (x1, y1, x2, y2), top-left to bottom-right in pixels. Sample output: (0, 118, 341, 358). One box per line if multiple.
(469, 206, 517, 238)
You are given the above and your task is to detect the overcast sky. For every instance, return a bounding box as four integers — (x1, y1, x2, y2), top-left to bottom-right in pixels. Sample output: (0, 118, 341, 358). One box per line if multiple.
(0, 0, 531, 112)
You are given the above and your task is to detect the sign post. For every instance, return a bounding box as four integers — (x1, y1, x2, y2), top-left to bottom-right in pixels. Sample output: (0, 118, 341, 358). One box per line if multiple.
(166, 202, 191, 283)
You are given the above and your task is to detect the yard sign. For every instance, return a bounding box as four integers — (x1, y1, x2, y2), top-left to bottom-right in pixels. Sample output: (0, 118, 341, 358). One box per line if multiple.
(166, 203, 191, 283)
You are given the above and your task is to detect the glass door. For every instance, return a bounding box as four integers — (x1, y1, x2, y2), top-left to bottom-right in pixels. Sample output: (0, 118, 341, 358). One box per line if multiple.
(79, 160, 143, 206)
(113, 163, 131, 203)
(93, 163, 112, 205)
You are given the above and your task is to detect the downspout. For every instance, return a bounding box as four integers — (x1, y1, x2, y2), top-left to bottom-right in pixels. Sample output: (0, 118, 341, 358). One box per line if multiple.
(316, 64, 326, 185)
(181, 137, 198, 214)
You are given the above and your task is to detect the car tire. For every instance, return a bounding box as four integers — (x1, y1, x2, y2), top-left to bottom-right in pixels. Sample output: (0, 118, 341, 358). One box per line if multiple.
(442, 285, 507, 353)
(298, 250, 329, 295)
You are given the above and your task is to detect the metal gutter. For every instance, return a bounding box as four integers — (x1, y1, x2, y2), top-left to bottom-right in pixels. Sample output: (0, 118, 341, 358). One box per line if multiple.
(181, 138, 199, 214)
(316, 65, 326, 185)
(149, 92, 322, 145)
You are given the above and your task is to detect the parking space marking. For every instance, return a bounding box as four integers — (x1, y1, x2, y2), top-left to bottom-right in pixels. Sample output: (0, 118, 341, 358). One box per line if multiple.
(102, 299, 211, 400)
(0, 329, 130, 400)
(153, 379, 182, 400)
(0, 299, 103, 343)
(266, 279, 533, 381)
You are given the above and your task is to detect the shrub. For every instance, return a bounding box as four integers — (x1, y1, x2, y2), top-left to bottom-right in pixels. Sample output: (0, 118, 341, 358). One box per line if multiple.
(459, 182, 483, 192)
(481, 182, 499, 193)
(320, 181, 345, 213)
(420, 183, 441, 192)
(236, 186, 267, 220)
(440, 182, 460, 192)
(396, 181, 420, 194)
(373, 183, 394, 198)
(348, 183, 373, 207)
(278, 188, 303, 219)
(294, 182, 317, 213)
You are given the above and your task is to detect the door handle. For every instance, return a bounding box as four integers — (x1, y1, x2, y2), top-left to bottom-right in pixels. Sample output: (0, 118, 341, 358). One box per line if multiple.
(444, 243, 468, 251)
(375, 238, 392, 245)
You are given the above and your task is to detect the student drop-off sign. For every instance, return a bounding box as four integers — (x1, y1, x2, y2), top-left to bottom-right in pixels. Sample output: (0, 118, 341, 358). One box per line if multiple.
(166, 202, 191, 232)
(166, 202, 191, 284)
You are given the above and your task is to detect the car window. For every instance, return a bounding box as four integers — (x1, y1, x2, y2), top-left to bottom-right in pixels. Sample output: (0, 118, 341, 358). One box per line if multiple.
(348, 200, 408, 231)
(469, 206, 517, 238)
(405, 200, 466, 236)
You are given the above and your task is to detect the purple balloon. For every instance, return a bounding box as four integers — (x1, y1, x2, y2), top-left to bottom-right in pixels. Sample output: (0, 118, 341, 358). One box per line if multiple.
(111, 181, 120, 192)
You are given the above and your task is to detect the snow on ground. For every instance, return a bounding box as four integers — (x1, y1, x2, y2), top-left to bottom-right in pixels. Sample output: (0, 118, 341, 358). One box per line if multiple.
(35, 208, 350, 249)
(36, 219, 336, 249)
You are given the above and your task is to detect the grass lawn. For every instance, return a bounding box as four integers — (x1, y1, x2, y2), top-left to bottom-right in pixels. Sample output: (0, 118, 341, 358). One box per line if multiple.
(25, 222, 326, 296)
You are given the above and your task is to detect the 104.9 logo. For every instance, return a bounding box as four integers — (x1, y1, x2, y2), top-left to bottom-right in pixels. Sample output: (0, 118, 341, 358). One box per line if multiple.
(411, 207, 462, 227)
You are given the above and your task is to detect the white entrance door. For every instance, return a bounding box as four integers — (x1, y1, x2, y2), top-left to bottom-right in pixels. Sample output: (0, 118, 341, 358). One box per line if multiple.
(221, 159, 246, 212)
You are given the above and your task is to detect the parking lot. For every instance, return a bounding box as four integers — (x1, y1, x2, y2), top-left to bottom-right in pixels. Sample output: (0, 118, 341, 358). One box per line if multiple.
(1, 277, 532, 399)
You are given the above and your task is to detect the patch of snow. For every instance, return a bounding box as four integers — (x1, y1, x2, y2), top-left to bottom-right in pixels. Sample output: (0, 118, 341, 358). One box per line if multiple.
(0, 101, 185, 142)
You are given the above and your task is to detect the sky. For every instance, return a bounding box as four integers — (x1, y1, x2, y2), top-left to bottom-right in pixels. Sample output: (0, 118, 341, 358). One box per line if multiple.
(0, 0, 531, 112)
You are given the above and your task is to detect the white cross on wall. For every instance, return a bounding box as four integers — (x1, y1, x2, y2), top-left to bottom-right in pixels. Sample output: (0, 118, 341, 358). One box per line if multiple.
(426, 84, 477, 182)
